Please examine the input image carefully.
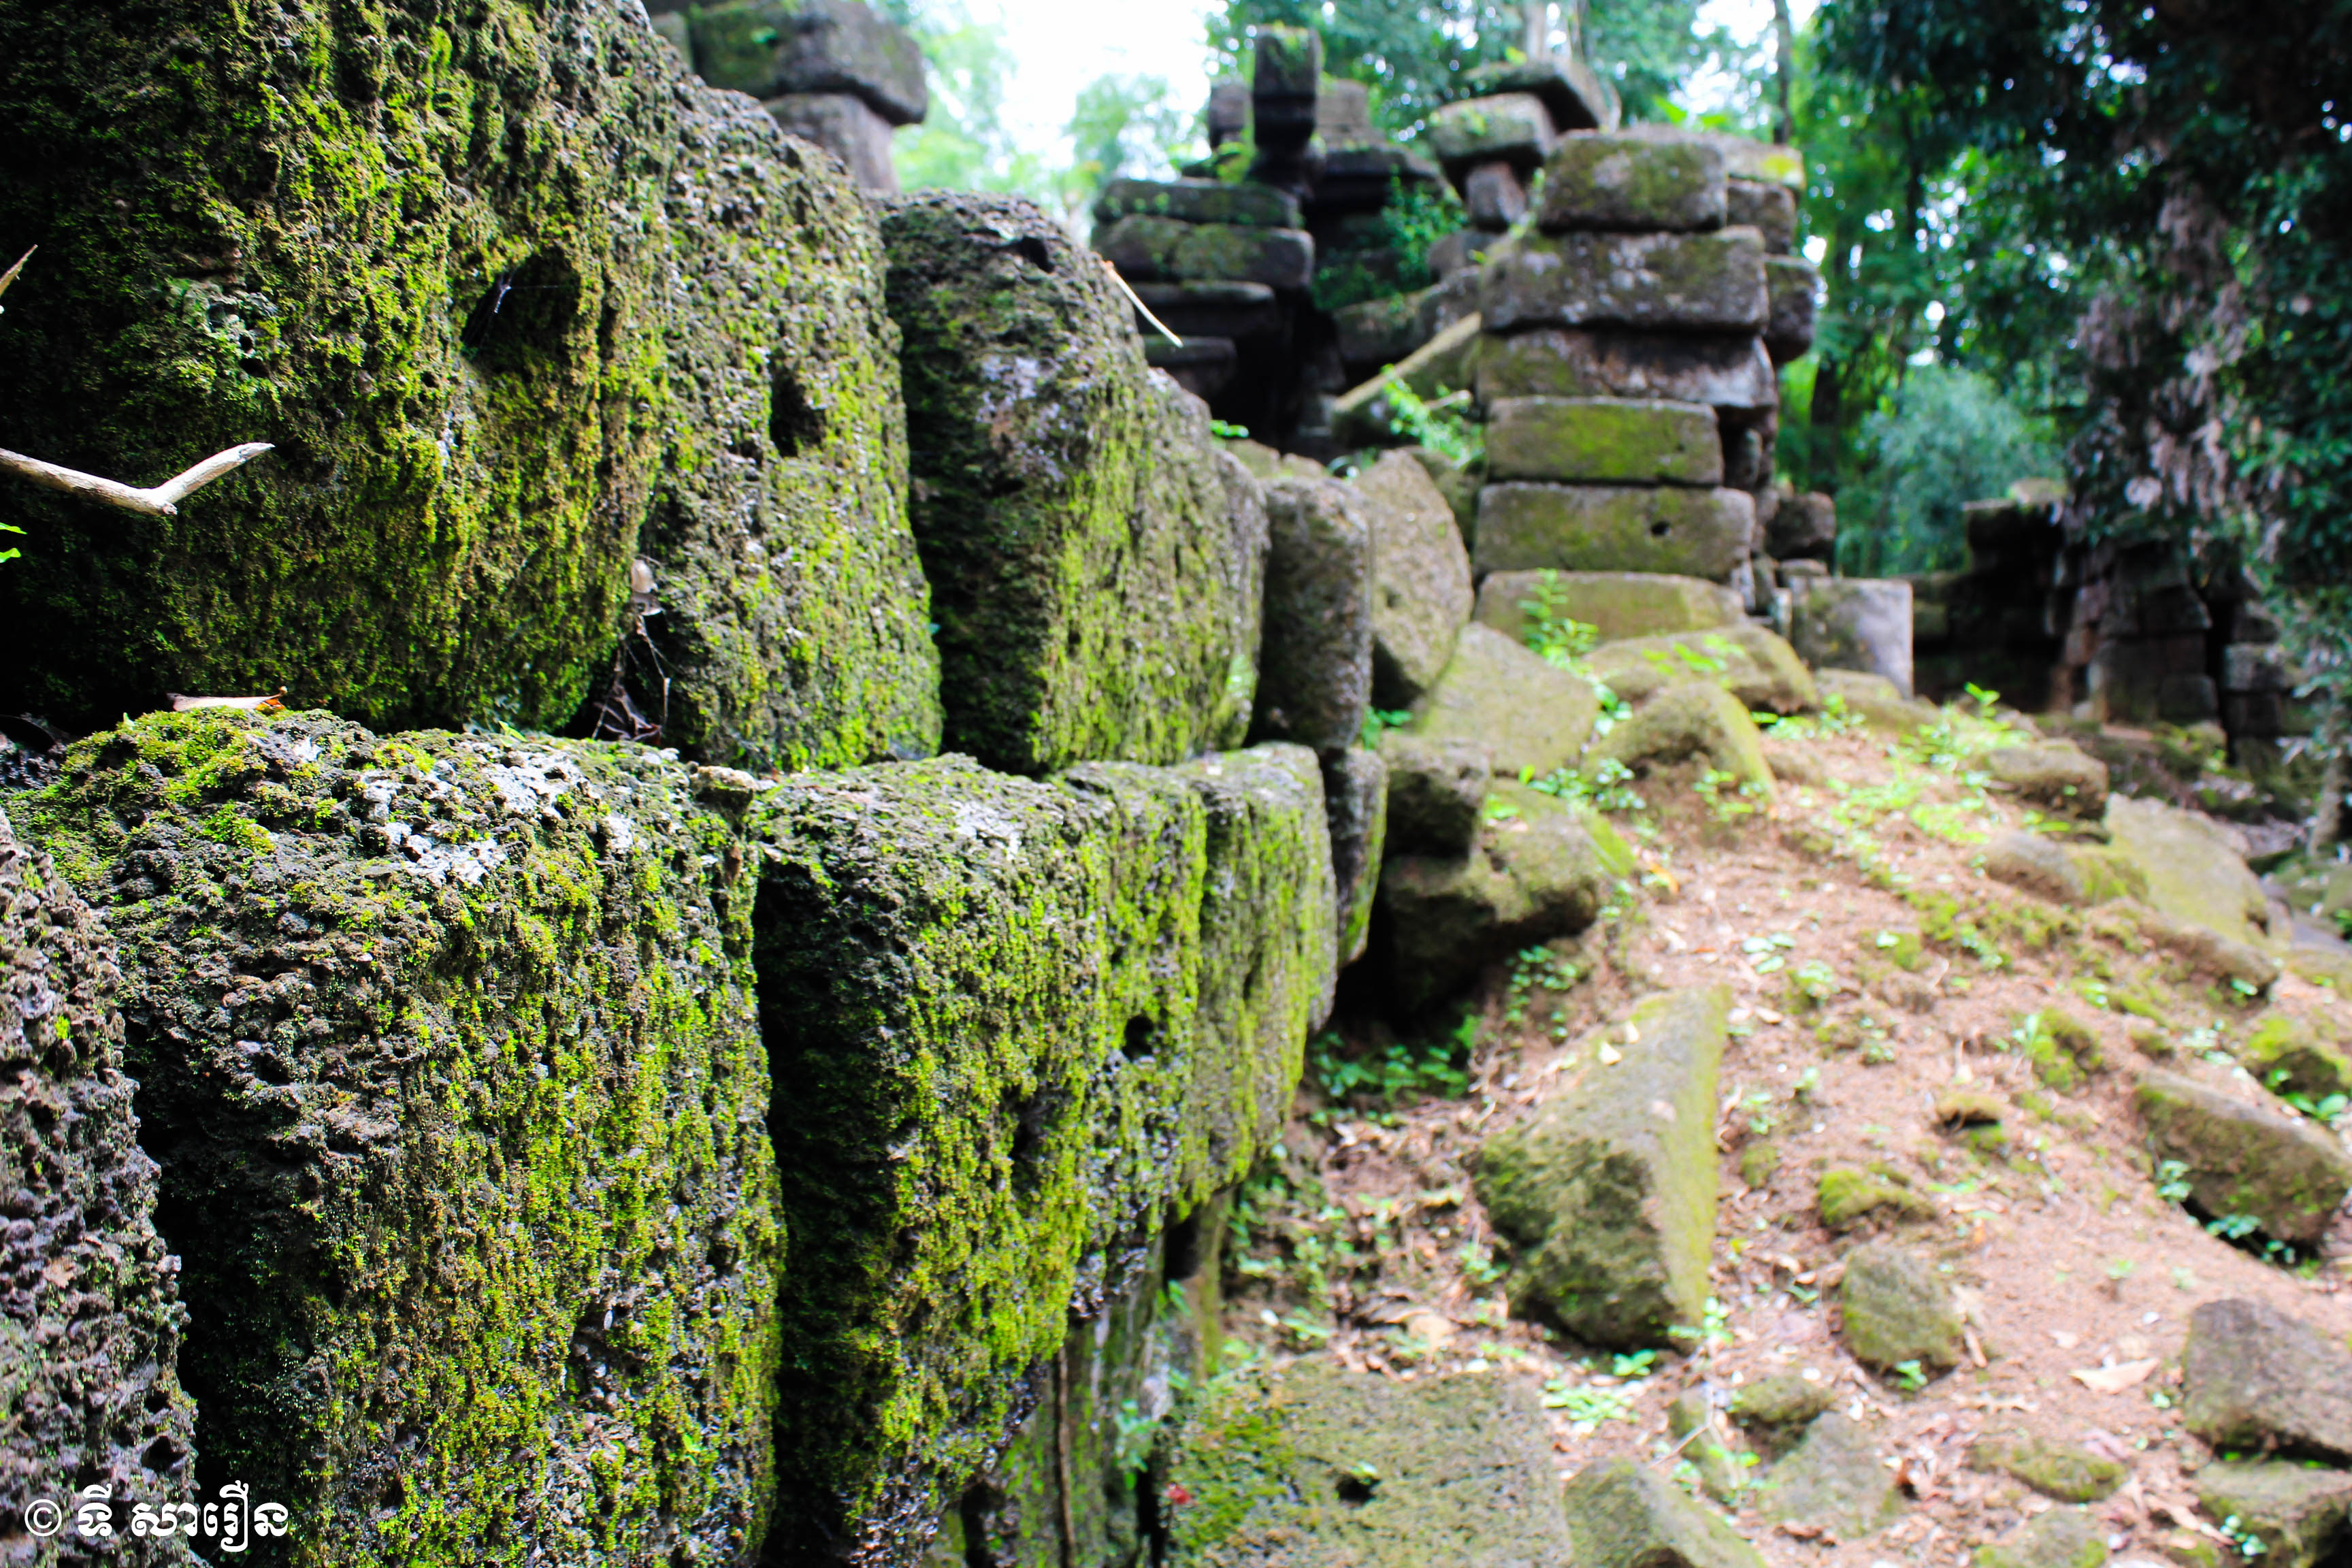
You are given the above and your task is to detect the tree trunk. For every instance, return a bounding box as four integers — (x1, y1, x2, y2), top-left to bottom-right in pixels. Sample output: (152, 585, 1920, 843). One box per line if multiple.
(1773, 0, 1795, 144)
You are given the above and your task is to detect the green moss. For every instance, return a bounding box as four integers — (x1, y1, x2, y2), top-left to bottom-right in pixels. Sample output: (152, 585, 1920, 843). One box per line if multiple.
(1967, 1435, 2125, 1503)
(22, 710, 781, 1566)
(2010, 1009, 2104, 1092)
(2239, 1013, 2352, 1101)
(1817, 1167, 1933, 1231)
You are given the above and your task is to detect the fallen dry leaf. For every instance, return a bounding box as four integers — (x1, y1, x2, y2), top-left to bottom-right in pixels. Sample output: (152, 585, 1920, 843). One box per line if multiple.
(2069, 1358, 2160, 1394)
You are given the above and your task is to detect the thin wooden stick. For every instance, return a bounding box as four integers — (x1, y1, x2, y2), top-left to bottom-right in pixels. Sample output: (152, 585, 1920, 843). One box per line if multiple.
(0, 442, 274, 518)
(0, 247, 33, 310)
(1098, 257, 1184, 346)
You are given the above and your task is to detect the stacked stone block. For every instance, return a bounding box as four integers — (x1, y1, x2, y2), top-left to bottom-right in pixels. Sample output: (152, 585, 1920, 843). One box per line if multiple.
(1426, 57, 1621, 280)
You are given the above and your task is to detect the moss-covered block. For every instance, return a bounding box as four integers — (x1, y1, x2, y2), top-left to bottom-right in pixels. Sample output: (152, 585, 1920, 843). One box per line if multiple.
(1254, 478, 1375, 751)
(1094, 216, 1318, 291)
(1406, 624, 1599, 779)
(2239, 1013, 2352, 1102)
(1538, 132, 1729, 232)
(21, 710, 781, 1566)
(1765, 255, 1820, 362)
(881, 193, 1267, 774)
(1838, 1241, 1962, 1373)
(1475, 570, 1746, 648)
(688, 0, 930, 125)
(2191, 1462, 2352, 1568)
(1426, 93, 1561, 170)
(1563, 1457, 1765, 1567)
(1972, 1507, 2109, 1568)
(1727, 178, 1798, 252)
(1475, 329, 1780, 411)
(1588, 681, 1774, 795)
(1093, 178, 1302, 229)
(2104, 796, 2276, 951)
(1, 809, 197, 1553)
(2136, 1070, 2352, 1243)
(750, 747, 1331, 1562)
(1817, 1168, 1935, 1232)
(1967, 1435, 2127, 1504)
(1476, 483, 1756, 581)
(1486, 397, 1725, 486)
(1729, 1373, 1833, 1458)
(2180, 1297, 2352, 1463)
(1484, 230, 1769, 333)
(1477, 986, 1729, 1348)
(1584, 625, 1819, 715)
(1759, 1413, 1905, 1541)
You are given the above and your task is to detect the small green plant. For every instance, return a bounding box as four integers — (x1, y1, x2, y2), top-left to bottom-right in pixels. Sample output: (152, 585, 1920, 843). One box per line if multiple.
(1209, 418, 1251, 440)
(2105, 1258, 2136, 1282)
(1542, 1377, 1637, 1430)
(1379, 378, 1482, 468)
(1791, 1066, 1822, 1103)
(1112, 1398, 1159, 1482)
(1529, 756, 1646, 813)
(2206, 1213, 2262, 1241)
(1788, 960, 1842, 1009)
(2219, 1514, 2270, 1558)
(1458, 1239, 1508, 1287)
(2170, 1264, 2199, 1290)
(1693, 768, 1768, 823)
(1309, 1026, 1471, 1109)
(1360, 707, 1411, 747)
(2157, 1160, 2194, 1203)
(1891, 1359, 1928, 1392)
(1514, 570, 1602, 669)
(1610, 1350, 1659, 1379)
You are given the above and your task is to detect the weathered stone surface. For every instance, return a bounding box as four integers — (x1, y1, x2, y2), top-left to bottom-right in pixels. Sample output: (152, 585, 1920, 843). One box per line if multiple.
(1818, 1166, 1938, 1231)
(1982, 832, 2149, 908)
(1486, 398, 1725, 485)
(2240, 1013, 2352, 1101)
(1138, 280, 1281, 342)
(1667, 1389, 1754, 1504)
(1463, 56, 1623, 134)
(1162, 1361, 1574, 1567)
(1256, 478, 1376, 751)
(1589, 681, 1775, 794)
(1475, 570, 1748, 646)
(1093, 176, 1302, 229)
(1972, 1507, 2110, 1568)
(1095, 215, 1317, 289)
(1336, 288, 1440, 372)
(1727, 178, 1798, 252)
(2182, 1298, 2352, 1463)
(1355, 451, 1475, 708)
(0, 1, 942, 769)
(1431, 225, 1509, 280)
(1149, 336, 1239, 399)
(1982, 743, 2110, 819)
(1485, 229, 1770, 333)
(693, 0, 929, 124)
(1324, 748, 1390, 966)
(2104, 795, 2275, 952)
(1729, 1373, 1835, 1458)
(1789, 578, 1916, 698)
(1410, 445, 1482, 540)
(24, 711, 783, 1565)
(755, 745, 1333, 1561)
(1224, 438, 1329, 482)
(1767, 491, 1837, 559)
(0, 808, 197, 1558)
(1817, 668, 1940, 730)
(1477, 329, 1780, 410)
(1378, 732, 1490, 856)
(2137, 1071, 2352, 1243)
(1427, 93, 1560, 172)
(1765, 255, 1821, 362)
(1840, 1241, 1963, 1372)
(1560, 1457, 1766, 1568)
(1967, 1435, 2127, 1504)
(1760, 1414, 1906, 1541)
(1477, 987, 1730, 1347)
(764, 90, 901, 190)
(1538, 132, 1729, 233)
(1466, 159, 1531, 228)
(1584, 625, 1819, 715)
(883, 193, 1266, 773)
(1406, 624, 1601, 778)
(2192, 1462, 2352, 1568)
(1477, 484, 1756, 581)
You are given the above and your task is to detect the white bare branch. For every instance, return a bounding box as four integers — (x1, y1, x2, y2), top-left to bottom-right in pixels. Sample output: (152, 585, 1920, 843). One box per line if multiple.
(0, 246, 32, 310)
(0, 442, 274, 518)
(168, 689, 287, 713)
(1098, 257, 1184, 348)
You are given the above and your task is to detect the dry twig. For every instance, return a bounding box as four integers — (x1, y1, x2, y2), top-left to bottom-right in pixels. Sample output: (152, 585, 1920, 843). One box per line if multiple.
(0, 442, 276, 519)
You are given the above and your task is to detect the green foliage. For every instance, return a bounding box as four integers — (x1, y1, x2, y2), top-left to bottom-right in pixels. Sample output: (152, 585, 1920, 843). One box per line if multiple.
(1833, 365, 2060, 577)
(1308, 1024, 1472, 1109)
(0, 519, 19, 568)
(1380, 380, 1483, 468)
(1516, 570, 1602, 668)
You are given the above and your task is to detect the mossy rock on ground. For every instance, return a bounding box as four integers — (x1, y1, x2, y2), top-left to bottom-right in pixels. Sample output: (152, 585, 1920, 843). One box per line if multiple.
(2136, 1070, 2352, 1245)
(1378, 732, 1489, 857)
(21, 710, 782, 1566)
(2191, 1460, 2352, 1568)
(1729, 1373, 1834, 1458)
(1838, 1240, 1963, 1373)
(751, 747, 1333, 1561)
(2103, 795, 2275, 952)
(1354, 450, 1473, 710)
(1757, 1413, 1905, 1541)
(1966, 1435, 2127, 1503)
(2238, 1013, 2352, 1101)
(1815, 669, 1939, 731)
(881, 192, 1267, 774)
(1583, 625, 1818, 715)
(1972, 1506, 2110, 1568)
(1473, 570, 1746, 647)
(1405, 623, 1600, 779)
(1980, 743, 2110, 820)
(1476, 986, 1729, 1348)
(0, 1, 940, 770)
(1817, 1167, 1936, 1233)
(2180, 1298, 2352, 1464)
(1561, 1456, 1765, 1567)
(0, 808, 197, 1557)
(1160, 1360, 1573, 1567)
(1587, 680, 1775, 795)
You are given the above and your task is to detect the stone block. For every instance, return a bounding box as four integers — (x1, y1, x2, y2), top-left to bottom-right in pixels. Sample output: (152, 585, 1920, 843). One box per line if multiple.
(1485, 229, 1769, 333)
(1254, 478, 1376, 751)
(1767, 491, 1836, 560)
(1148, 336, 1239, 399)
(1314, 142, 1448, 211)
(1379, 732, 1490, 856)
(24, 712, 783, 1563)
(1817, 668, 1938, 730)
(1427, 93, 1559, 172)
(883, 193, 1268, 774)
(2181, 1298, 2352, 1464)
(1588, 681, 1774, 794)
(2103, 794, 2273, 950)
(1316, 76, 1375, 145)
(1760, 1414, 1906, 1541)
(693, 0, 929, 124)
(765, 89, 900, 190)
(1335, 287, 1439, 372)
(1475, 570, 1746, 646)
(1407, 623, 1601, 778)
(1463, 56, 1623, 134)
(1477, 987, 1731, 1346)
(1093, 177, 1302, 229)
(1324, 748, 1389, 966)
(1584, 625, 1818, 715)
(1537, 132, 1728, 233)
(2237, 1014, 2352, 1102)
(1967, 1436, 2127, 1504)
(1788, 578, 1915, 698)
(1486, 397, 1725, 485)
(2223, 642, 2291, 693)
(1465, 159, 1530, 229)
(1765, 254, 1820, 362)
(1971, 1507, 2108, 1568)
(1430, 227, 1507, 280)
(1137, 280, 1280, 342)
(1560, 1458, 1766, 1568)
(2136, 1071, 2352, 1243)
(1840, 1242, 1963, 1371)
(1096, 214, 1318, 291)
(755, 745, 1333, 1558)
(1476, 484, 1756, 581)
(1477, 328, 1779, 411)
(1981, 742, 2109, 819)
(2192, 1463, 2352, 1568)
(1727, 178, 1797, 252)
(1722, 405, 1778, 492)
(1356, 451, 1475, 708)
(0, 808, 197, 1547)
(1644, 129, 1805, 190)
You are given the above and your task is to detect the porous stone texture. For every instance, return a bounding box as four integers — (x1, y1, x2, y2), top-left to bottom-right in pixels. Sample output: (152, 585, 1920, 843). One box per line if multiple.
(1727, 178, 1798, 252)
(1537, 133, 1729, 233)
(1324, 748, 1390, 966)
(1161, 1360, 1574, 1567)
(1982, 832, 2149, 908)
(0, 808, 197, 1556)
(1476, 330, 1780, 410)
(882, 193, 1267, 774)
(1764, 255, 1821, 362)
(690, 0, 929, 124)
(1406, 624, 1601, 779)
(2191, 1462, 2352, 1568)
(1477, 484, 1757, 581)
(1981, 744, 2110, 820)
(1484, 230, 1770, 334)
(0, 1, 941, 770)
(2180, 1297, 2352, 1463)
(1967, 1435, 2127, 1504)
(1094, 216, 1317, 291)
(1475, 571, 1748, 646)
(1788, 578, 1916, 699)
(2136, 1071, 2352, 1244)
(1093, 177, 1302, 228)
(1584, 626, 1820, 715)
(1818, 1167, 1938, 1231)
(1426, 93, 1561, 173)
(1588, 682, 1775, 794)
(22, 711, 783, 1566)
(1354, 451, 1474, 709)
(1477, 987, 1731, 1348)
(1378, 733, 1490, 856)
(1767, 491, 1837, 560)
(1255, 479, 1376, 751)
(1839, 1241, 1963, 1372)
(1377, 785, 1632, 1011)
(1971, 1507, 2110, 1568)
(1463, 56, 1623, 135)
(1729, 1374, 1835, 1458)
(1465, 160, 1531, 228)
(762, 91, 901, 191)
(1485, 398, 1725, 486)
(1760, 1414, 1906, 1541)
(752, 747, 1333, 1562)
(2104, 796, 2275, 951)
(1559, 1457, 1767, 1568)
